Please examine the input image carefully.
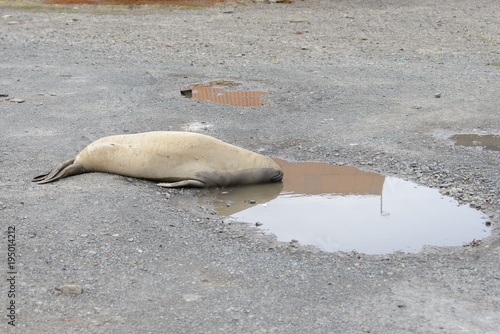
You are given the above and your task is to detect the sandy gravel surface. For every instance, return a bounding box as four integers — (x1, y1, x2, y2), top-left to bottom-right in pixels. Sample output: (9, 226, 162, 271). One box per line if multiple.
(1, 0, 499, 332)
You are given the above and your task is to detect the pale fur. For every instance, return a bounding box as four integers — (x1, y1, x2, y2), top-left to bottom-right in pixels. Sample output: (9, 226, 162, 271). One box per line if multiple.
(33, 131, 283, 188)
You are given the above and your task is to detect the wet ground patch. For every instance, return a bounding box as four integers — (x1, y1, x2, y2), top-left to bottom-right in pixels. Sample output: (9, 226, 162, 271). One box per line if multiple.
(450, 134, 500, 151)
(200, 159, 491, 254)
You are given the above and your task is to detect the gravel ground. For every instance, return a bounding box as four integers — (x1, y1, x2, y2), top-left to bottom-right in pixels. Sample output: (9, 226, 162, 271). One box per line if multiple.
(1, 0, 499, 333)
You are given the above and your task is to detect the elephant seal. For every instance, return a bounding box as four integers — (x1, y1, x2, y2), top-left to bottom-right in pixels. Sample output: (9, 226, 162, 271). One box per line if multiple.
(32, 131, 283, 188)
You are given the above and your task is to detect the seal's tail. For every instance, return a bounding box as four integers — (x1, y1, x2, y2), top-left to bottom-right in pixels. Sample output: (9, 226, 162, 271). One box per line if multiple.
(32, 158, 86, 184)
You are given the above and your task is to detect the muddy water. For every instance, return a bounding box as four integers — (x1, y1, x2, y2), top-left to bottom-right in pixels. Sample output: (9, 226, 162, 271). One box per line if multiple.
(182, 81, 269, 107)
(450, 134, 500, 151)
(46, 0, 219, 5)
(201, 159, 490, 254)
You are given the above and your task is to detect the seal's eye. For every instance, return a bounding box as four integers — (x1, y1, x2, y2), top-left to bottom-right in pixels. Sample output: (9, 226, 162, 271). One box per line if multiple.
(272, 171, 283, 182)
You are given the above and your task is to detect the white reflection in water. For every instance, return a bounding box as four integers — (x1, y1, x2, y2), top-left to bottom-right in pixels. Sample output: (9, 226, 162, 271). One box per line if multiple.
(220, 177, 489, 254)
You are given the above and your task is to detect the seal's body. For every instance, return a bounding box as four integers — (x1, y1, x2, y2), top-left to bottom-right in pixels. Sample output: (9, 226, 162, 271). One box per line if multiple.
(33, 131, 283, 188)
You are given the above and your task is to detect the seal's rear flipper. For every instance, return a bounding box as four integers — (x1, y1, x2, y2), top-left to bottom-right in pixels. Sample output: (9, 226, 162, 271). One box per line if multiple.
(33, 158, 86, 184)
(157, 180, 206, 188)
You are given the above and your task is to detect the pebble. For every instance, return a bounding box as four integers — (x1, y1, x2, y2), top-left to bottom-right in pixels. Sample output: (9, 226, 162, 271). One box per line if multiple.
(10, 98, 25, 103)
(57, 285, 84, 295)
(183, 294, 202, 302)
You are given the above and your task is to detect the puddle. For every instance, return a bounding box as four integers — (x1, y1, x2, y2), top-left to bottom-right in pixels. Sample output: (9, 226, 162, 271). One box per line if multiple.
(46, 0, 219, 6)
(181, 81, 269, 107)
(201, 159, 490, 254)
(450, 134, 500, 151)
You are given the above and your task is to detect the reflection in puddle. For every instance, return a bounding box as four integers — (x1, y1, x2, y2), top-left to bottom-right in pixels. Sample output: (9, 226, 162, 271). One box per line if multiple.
(46, 0, 219, 6)
(450, 134, 500, 151)
(201, 159, 490, 254)
(274, 158, 385, 196)
(182, 81, 269, 107)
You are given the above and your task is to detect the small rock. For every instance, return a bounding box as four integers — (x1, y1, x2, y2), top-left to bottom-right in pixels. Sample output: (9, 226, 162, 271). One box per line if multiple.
(183, 294, 202, 302)
(255, 222, 263, 226)
(411, 105, 422, 110)
(435, 93, 441, 98)
(10, 98, 25, 103)
(57, 285, 83, 295)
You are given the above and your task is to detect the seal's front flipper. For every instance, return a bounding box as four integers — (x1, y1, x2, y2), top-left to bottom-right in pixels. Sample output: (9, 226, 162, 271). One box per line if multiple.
(157, 180, 206, 188)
